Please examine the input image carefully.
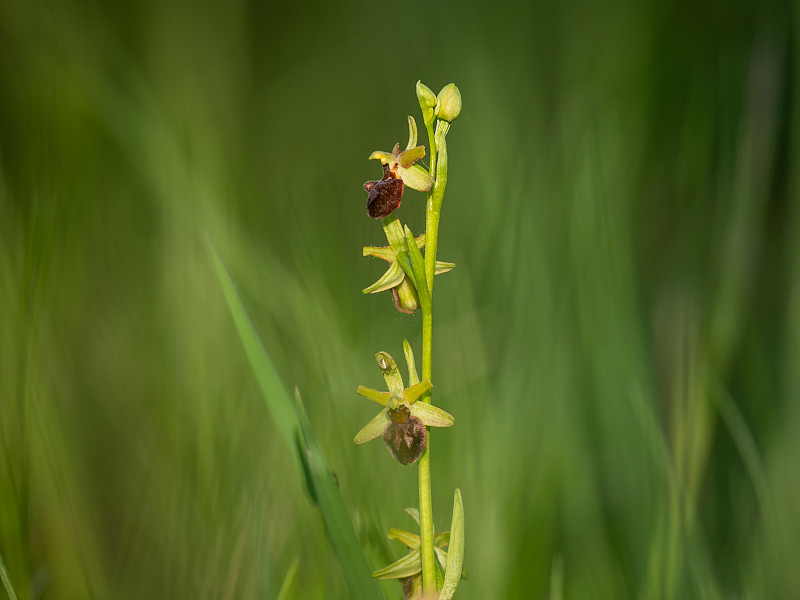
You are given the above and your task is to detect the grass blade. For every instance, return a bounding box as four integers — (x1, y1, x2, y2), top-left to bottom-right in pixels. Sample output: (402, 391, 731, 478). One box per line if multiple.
(276, 557, 299, 600)
(206, 236, 383, 600)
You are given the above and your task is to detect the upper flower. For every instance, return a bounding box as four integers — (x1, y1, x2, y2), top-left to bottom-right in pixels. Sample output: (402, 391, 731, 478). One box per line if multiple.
(364, 117, 433, 220)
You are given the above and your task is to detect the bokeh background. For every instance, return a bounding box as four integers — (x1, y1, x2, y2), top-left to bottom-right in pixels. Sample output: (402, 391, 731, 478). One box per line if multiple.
(2, 0, 799, 597)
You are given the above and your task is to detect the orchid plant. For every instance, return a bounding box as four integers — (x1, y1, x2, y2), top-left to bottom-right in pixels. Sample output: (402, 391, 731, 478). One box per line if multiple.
(355, 82, 465, 599)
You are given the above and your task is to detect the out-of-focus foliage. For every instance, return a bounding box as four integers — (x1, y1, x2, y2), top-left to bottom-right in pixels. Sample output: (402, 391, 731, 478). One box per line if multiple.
(1, 0, 798, 598)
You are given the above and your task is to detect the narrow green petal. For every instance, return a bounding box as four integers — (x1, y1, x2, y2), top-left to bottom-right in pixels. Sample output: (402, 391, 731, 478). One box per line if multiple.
(362, 261, 404, 294)
(369, 150, 395, 163)
(387, 528, 420, 549)
(375, 352, 405, 396)
(439, 489, 465, 600)
(405, 115, 418, 150)
(362, 245, 395, 262)
(354, 411, 389, 444)
(398, 145, 425, 168)
(402, 379, 432, 404)
(403, 339, 420, 386)
(398, 163, 433, 192)
(356, 386, 390, 406)
(371, 548, 421, 579)
(404, 507, 420, 525)
(434, 260, 455, 274)
(410, 402, 454, 428)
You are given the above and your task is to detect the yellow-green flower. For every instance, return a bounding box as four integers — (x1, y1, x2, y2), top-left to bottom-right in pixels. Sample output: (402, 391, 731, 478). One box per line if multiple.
(355, 351, 454, 465)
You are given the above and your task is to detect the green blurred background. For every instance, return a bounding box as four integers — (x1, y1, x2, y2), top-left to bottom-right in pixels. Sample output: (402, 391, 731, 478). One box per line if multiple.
(2, 0, 799, 597)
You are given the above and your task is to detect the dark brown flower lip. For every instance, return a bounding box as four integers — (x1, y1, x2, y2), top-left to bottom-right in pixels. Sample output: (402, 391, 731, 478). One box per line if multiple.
(365, 164, 404, 219)
(382, 415, 427, 465)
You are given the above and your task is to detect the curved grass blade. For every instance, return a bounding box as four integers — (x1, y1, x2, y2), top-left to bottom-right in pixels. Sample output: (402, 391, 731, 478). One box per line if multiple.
(0, 549, 19, 600)
(276, 556, 299, 600)
(295, 389, 384, 598)
(206, 237, 383, 600)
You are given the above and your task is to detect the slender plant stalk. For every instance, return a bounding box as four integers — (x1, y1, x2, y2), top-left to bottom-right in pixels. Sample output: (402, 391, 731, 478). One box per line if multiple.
(418, 307, 436, 591)
(418, 119, 450, 594)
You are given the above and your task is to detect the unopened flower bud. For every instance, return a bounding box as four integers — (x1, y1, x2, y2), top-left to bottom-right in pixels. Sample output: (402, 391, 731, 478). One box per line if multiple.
(436, 83, 462, 122)
(416, 81, 437, 127)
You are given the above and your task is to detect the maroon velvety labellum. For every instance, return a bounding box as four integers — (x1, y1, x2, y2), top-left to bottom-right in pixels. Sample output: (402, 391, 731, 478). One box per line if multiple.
(366, 177, 404, 219)
(383, 412, 427, 465)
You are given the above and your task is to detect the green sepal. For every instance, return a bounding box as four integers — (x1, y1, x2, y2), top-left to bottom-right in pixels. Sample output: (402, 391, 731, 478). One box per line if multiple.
(435, 260, 455, 274)
(362, 260, 405, 294)
(410, 401, 454, 428)
(403, 339, 420, 386)
(387, 528, 420, 549)
(439, 489, 465, 600)
(399, 163, 433, 192)
(362, 244, 395, 262)
(375, 352, 405, 396)
(356, 386, 391, 406)
(354, 410, 390, 444)
(371, 548, 421, 580)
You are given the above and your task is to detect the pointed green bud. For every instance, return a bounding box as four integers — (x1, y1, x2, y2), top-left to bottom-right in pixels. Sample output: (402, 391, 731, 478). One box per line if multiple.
(416, 80, 437, 127)
(436, 83, 462, 122)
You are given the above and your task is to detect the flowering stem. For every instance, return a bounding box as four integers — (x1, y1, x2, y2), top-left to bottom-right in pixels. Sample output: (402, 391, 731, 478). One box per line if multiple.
(418, 307, 435, 592)
(418, 119, 450, 595)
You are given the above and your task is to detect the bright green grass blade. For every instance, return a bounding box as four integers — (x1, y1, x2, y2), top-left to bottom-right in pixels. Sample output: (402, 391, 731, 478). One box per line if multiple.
(295, 389, 384, 599)
(206, 236, 302, 475)
(275, 556, 299, 600)
(206, 237, 383, 600)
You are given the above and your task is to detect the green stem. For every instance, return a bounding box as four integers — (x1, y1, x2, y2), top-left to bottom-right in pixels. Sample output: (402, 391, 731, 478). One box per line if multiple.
(419, 307, 435, 592)
(419, 119, 450, 595)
